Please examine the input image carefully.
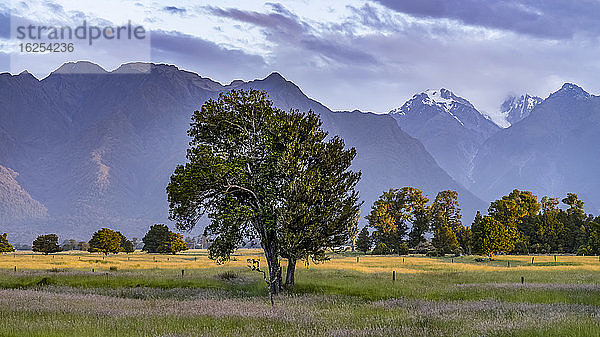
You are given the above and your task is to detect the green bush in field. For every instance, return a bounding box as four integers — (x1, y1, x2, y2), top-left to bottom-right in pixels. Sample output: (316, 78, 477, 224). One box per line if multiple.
(0, 233, 14, 252)
(32, 234, 61, 255)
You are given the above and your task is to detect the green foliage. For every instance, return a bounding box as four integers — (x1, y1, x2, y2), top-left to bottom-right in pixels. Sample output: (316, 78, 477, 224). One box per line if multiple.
(167, 89, 360, 292)
(432, 224, 459, 254)
(142, 224, 171, 253)
(142, 224, 187, 254)
(367, 187, 429, 252)
(456, 225, 473, 255)
(77, 241, 90, 251)
(346, 211, 360, 252)
(32, 234, 61, 255)
(88, 228, 122, 255)
(371, 242, 390, 255)
(0, 233, 14, 253)
(355, 227, 371, 253)
(472, 213, 518, 259)
(121, 240, 135, 253)
(397, 242, 409, 255)
(158, 232, 188, 255)
(430, 190, 461, 254)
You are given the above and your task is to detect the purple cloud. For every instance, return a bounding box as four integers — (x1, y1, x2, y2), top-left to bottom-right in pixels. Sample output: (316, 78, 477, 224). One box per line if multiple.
(373, 0, 600, 39)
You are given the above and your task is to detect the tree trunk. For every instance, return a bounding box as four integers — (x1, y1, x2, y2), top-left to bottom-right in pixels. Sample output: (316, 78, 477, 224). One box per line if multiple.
(285, 257, 296, 287)
(351, 240, 356, 252)
(263, 242, 282, 297)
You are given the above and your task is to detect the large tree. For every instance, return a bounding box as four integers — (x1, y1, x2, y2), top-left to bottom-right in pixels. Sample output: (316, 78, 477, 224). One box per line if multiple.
(430, 190, 461, 254)
(167, 90, 360, 295)
(367, 187, 429, 253)
(32, 234, 61, 255)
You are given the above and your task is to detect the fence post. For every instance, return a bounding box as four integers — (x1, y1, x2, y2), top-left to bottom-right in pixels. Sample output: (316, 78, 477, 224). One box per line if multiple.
(554, 255, 556, 262)
(521, 276, 524, 284)
(392, 270, 396, 282)
(507, 261, 510, 268)
(181, 269, 185, 277)
(14, 266, 16, 272)
(356, 256, 359, 263)
(531, 257, 534, 264)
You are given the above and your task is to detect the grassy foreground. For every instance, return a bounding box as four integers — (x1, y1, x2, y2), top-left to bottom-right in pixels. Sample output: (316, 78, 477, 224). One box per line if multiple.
(0, 250, 599, 337)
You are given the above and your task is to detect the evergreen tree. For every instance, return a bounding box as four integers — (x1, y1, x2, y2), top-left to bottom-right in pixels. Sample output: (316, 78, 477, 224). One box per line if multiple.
(455, 225, 473, 255)
(355, 227, 372, 253)
(0, 233, 14, 253)
(32, 234, 61, 255)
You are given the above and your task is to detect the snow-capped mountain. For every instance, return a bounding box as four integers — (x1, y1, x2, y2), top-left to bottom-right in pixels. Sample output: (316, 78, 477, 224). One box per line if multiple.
(472, 83, 600, 214)
(498, 94, 543, 127)
(390, 88, 500, 188)
(0, 63, 485, 242)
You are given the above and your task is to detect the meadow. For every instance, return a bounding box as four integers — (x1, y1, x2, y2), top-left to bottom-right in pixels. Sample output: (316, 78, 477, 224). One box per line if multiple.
(0, 250, 599, 337)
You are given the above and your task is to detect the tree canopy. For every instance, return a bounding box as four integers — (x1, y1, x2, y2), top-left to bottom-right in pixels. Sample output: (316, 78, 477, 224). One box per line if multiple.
(88, 228, 122, 255)
(32, 234, 61, 255)
(167, 90, 361, 294)
(0, 233, 14, 253)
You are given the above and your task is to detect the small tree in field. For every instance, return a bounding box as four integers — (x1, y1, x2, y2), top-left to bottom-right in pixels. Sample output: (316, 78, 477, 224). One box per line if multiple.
(88, 228, 122, 255)
(142, 224, 188, 254)
(356, 227, 371, 253)
(0, 233, 14, 252)
(32, 234, 61, 255)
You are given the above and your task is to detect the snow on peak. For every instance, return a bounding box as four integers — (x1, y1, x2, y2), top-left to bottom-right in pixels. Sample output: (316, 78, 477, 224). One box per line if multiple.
(495, 94, 542, 128)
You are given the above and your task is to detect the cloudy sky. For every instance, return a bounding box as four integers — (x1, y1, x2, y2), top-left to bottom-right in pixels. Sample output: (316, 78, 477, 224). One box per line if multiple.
(1, 0, 600, 118)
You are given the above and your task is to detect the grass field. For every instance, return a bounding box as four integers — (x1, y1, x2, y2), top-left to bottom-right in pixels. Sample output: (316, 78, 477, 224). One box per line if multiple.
(0, 250, 599, 336)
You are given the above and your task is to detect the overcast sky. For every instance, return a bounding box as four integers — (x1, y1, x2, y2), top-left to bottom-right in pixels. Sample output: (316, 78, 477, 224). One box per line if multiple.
(1, 0, 600, 118)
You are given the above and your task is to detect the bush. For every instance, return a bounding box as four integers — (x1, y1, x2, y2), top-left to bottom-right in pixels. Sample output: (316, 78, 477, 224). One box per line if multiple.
(371, 243, 391, 255)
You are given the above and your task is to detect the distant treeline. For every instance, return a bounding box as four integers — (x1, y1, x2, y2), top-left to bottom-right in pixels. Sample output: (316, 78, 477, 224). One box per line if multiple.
(0, 225, 189, 255)
(356, 188, 600, 259)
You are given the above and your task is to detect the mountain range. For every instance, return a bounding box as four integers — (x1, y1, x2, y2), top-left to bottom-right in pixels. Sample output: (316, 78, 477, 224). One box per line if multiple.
(0, 62, 484, 242)
(1, 62, 598, 243)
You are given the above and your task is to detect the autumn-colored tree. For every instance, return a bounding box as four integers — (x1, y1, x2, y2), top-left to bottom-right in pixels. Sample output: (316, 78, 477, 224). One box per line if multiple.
(88, 228, 122, 255)
(0, 233, 14, 253)
(472, 212, 518, 260)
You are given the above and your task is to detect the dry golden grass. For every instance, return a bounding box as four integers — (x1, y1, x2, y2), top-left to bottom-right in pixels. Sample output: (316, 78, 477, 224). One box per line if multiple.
(1, 250, 599, 274)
